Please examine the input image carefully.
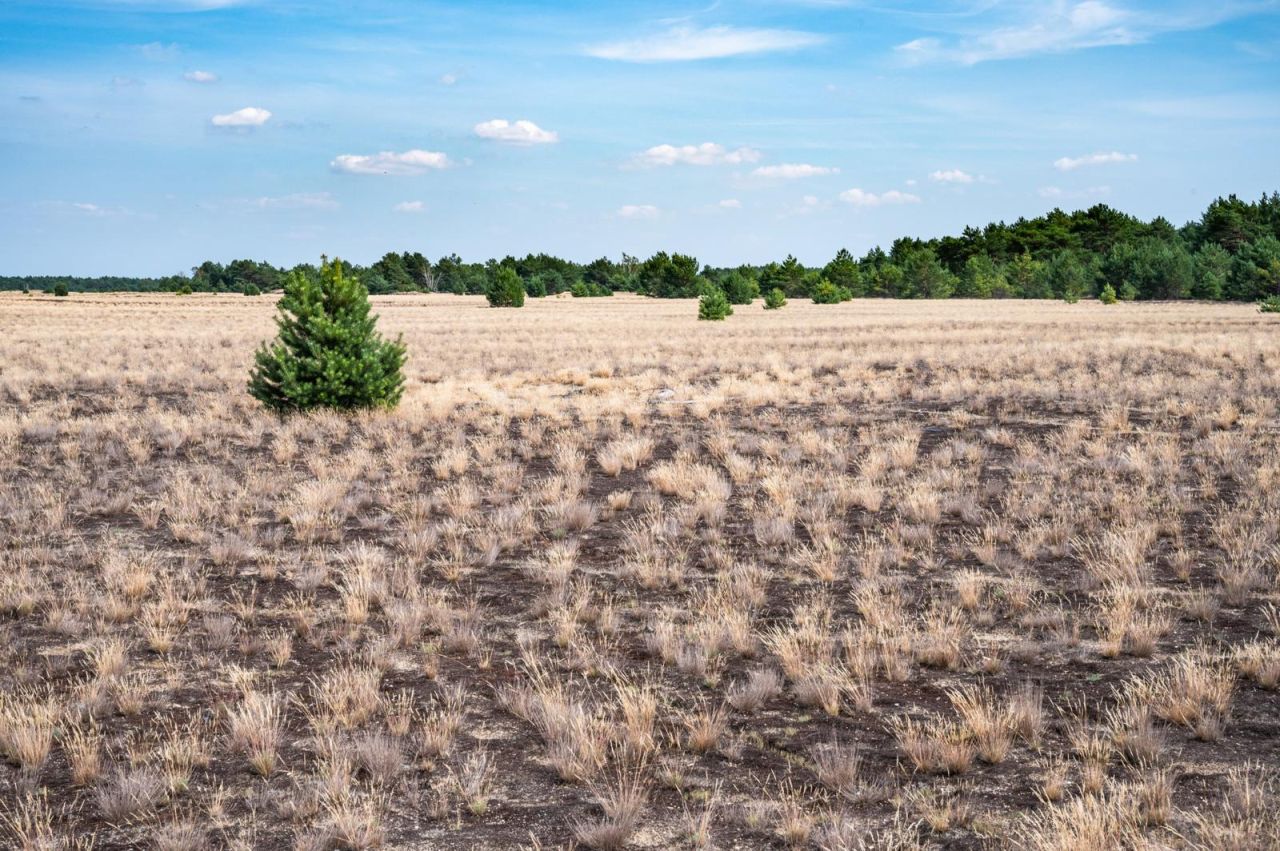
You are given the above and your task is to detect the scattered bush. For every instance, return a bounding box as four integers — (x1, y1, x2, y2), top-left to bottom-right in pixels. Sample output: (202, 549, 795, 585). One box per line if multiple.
(811, 280, 852, 304)
(242, 283, 262, 296)
(525, 274, 548, 298)
(1260, 295, 1280, 313)
(487, 268, 526, 308)
(248, 257, 406, 413)
(721, 272, 760, 305)
(698, 289, 733, 321)
(764, 288, 786, 310)
(1099, 284, 1118, 305)
(571, 281, 613, 298)
(176, 284, 193, 296)
(52, 282, 69, 297)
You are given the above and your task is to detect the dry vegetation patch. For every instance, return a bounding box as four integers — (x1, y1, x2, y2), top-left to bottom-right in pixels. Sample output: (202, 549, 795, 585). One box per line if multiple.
(1, 292, 1279, 848)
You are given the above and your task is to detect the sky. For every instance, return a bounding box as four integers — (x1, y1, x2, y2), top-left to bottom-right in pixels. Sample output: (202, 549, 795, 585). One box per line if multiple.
(1, 0, 1278, 276)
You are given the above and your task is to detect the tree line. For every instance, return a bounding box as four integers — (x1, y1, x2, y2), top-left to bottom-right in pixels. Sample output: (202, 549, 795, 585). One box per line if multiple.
(5, 193, 1279, 302)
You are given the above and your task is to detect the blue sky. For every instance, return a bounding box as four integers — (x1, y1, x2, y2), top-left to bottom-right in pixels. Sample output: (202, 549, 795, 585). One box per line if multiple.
(2, 0, 1278, 275)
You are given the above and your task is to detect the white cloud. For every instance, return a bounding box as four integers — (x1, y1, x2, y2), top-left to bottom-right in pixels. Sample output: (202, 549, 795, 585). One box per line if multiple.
(839, 188, 921, 207)
(893, 1, 1253, 65)
(718, 199, 742, 209)
(210, 106, 271, 127)
(394, 201, 426, 213)
(617, 204, 659, 219)
(440, 73, 458, 85)
(252, 192, 338, 211)
(587, 25, 824, 62)
(106, 0, 246, 7)
(779, 193, 829, 218)
(183, 70, 218, 83)
(330, 149, 451, 175)
(929, 169, 974, 183)
(1054, 151, 1138, 170)
(633, 142, 761, 167)
(1038, 185, 1111, 200)
(474, 119, 559, 145)
(752, 163, 838, 179)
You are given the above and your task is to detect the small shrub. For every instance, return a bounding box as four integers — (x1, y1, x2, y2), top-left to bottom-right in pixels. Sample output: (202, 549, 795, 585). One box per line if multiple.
(248, 257, 406, 413)
(1099, 284, 1118, 305)
(811, 280, 851, 304)
(697, 289, 732, 321)
(242, 283, 262, 296)
(1259, 295, 1280, 313)
(176, 284, 193, 296)
(525, 275, 548, 298)
(764, 288, 786, 310)
(52, 282, 69, 297)
(486, 267, 526, 308)
(722, 272, 759, 305)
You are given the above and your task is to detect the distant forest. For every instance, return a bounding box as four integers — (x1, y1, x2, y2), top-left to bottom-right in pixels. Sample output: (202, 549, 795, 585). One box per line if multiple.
(5, 193, 1279, 302)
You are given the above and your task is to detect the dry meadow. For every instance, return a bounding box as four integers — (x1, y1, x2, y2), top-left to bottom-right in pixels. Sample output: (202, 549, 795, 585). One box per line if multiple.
(1, 291, 1279, 850)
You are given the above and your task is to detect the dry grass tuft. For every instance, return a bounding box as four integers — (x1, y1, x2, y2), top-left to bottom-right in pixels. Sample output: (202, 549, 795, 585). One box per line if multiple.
(1, 294, 1277, 846)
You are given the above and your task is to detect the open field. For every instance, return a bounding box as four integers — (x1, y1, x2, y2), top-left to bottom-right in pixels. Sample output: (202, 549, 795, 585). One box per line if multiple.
(2, 292, 1279, 849)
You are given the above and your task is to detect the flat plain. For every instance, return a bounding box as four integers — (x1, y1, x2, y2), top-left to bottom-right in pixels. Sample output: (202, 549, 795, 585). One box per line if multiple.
(1, 292, 1279, 850)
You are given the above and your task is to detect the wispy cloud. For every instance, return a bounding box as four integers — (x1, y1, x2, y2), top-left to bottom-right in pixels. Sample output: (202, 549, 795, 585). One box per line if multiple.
(210, 106, 271, 127)
(183, 70, 218, 83)
(103, 0, 247, 9)
(41, 200, 134, 217)
(752, 163, 839, 179)
(136, 41, 181, 60)
(617, 204, 659, 219)
(894, 1, 1264, 65)
(251, 192, 338, 211)
(587, 25, 823, 62)
(780, 194, 829, 218)
(393, 201, 426, 213)
(719, 199, 742, 209)
(1053, 151, 1137, 170)
(474, 119, 558, 145)
(633, 142, 761, 167)
(330, 149, 451, 175)
(1128, 94, 1280, 120)
(838, 188, 921, 207)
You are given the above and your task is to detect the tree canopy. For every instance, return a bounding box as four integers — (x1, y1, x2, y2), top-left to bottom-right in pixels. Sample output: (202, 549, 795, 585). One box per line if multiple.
(7, 192, 1278, 303)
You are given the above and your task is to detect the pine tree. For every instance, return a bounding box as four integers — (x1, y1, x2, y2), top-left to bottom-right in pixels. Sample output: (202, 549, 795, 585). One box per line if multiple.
(486, 267, 526, 307)
(248, 257, 406, 413)
(698, 288, 732, 320)
(763, 288, 786, 310)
